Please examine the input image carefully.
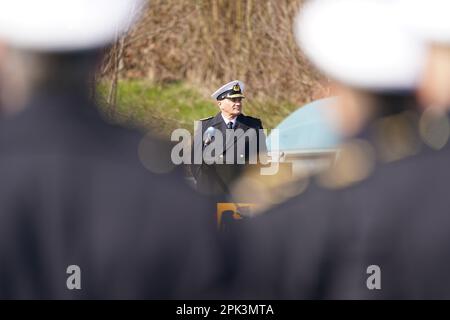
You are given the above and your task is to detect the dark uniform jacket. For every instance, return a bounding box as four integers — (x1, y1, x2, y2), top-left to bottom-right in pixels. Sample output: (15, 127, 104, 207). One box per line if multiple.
(347, 139, 450, 299)
(227, 107, 450, 299)
(191, 112, 267, 196)
(0, 92, 224, 299)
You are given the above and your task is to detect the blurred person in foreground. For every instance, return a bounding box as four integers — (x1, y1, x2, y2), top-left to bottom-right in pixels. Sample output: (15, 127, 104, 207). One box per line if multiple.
(0, 0, 223, 299)
(347, 0, 450, 299)
(225, 0, 450, 299)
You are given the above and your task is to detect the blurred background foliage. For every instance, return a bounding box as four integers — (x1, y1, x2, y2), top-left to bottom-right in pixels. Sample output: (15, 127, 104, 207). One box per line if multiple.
(98, 0, 327, 137)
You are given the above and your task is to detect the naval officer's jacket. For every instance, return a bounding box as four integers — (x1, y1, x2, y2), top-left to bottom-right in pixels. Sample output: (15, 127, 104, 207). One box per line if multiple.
(191, 112, 267, 196)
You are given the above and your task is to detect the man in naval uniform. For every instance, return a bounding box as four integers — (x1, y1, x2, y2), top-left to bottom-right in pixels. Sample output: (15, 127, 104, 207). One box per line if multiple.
(192, 80, 267, 196)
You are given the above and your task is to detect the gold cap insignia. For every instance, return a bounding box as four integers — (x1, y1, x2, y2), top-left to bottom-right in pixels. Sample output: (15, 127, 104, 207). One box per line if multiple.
(233, 84, 240, 92)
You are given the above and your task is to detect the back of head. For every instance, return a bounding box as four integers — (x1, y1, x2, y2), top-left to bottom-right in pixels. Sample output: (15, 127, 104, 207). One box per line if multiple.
(0, 0, 145, 108)
(294, 0, 426, 136)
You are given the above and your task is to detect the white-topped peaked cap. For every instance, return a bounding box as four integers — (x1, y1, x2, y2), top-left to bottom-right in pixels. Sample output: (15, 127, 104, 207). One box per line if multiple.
(397, 0, 450, 44)
(294, 0, 426, 91)
(0, 0, 146, 51)
(211, 80, 245, 100)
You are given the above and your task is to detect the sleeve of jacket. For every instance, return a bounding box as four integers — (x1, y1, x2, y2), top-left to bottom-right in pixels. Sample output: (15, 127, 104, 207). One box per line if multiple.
(256, 119, 268, 162)
(191, 118, 212, 180)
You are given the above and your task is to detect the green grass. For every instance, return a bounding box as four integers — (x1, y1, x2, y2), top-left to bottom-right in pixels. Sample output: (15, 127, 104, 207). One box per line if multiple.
(98, 80, 298, 138)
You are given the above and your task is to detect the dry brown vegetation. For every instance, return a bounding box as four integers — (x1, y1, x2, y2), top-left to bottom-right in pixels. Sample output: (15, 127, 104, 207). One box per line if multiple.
(101, 0, 327, 108)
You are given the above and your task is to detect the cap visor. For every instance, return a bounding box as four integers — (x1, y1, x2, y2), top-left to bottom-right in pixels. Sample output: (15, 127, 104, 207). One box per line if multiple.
(226, 94, 245, 99)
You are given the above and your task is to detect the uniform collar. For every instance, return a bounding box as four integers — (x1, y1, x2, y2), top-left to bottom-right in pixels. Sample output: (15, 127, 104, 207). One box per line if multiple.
(221, 113, 237, 125)
(210, 112, 250, 131)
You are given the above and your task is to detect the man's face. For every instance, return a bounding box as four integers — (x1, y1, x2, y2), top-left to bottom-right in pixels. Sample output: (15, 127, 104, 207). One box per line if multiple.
(219, 97, 243, 118)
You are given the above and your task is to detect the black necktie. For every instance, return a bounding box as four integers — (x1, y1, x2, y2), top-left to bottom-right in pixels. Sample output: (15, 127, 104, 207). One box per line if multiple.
(227, 122, 233, 129)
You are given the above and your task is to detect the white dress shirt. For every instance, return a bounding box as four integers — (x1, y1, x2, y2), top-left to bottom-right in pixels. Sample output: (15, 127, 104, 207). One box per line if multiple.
(221, 114, 236, 129)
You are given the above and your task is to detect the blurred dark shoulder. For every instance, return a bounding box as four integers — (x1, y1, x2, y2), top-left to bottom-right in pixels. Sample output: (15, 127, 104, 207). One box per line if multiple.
(0, 92, 206, 203)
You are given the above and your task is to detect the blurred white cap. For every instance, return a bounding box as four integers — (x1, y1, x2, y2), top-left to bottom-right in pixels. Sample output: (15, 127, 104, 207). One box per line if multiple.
(294, 0, 426, 91)
(398, 0, 450, 44)
(0, 0, 146, 51)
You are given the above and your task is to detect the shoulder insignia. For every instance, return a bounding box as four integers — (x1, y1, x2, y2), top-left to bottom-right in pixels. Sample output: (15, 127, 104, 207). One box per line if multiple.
(199, 116, 213, 121)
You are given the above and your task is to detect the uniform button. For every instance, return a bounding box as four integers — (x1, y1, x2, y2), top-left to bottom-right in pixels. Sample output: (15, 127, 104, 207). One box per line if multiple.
(219, 155, 223, 158)
(240, 154, 244, 157)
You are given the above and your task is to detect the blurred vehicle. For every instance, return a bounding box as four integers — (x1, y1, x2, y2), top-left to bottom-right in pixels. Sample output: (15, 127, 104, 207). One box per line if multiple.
(267, 97, 341, 176)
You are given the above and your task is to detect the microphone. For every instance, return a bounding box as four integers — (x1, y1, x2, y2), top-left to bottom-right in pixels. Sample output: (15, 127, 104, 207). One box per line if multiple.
(203, 127, 216, 147)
